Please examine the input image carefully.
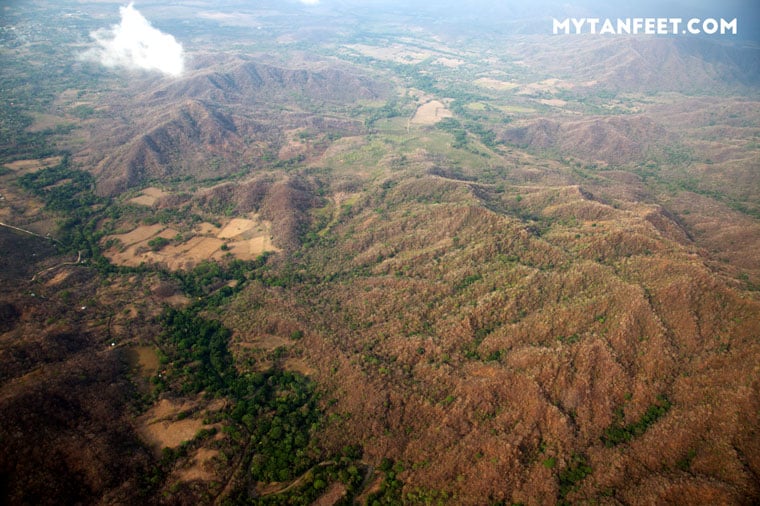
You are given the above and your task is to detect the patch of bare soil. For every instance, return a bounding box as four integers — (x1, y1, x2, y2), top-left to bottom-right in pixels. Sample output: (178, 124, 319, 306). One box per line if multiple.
(354, 474, 383, 504)
(345, 44, 430, 64)
(147, 398, 197, 420)
(110, 224, 167, 248)
(44, 269, 73, 287)
(176, 448, 219, 482)
(283, 358, 315, 376)
(27, 113, 72, 132)
(103, 215, 277, 270)
(140, 418, 205, 454)
(129, 187, 168, 207)
(256, 481, 286, 496)
(217, 218, 259, 239)
(516, 78, 574, 95)
(474, 77, 518, 91)
(2, 156, 62, 174)
(163, 294, 192, 306)
(124, 345, 161, 394)
(125, 345, 160, 379)
(435, 57, 464, 67)
(195, 222, 220, 234)
(410, 100, 453, 125)
(137, 397, 220, 456)
(312, 482, 348, 506)
(160, 236, 226, 269)
(538, 98, 567, 107)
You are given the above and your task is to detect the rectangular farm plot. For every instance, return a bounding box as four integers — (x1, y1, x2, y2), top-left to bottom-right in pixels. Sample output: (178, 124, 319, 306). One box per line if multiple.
(129, 187, 168, 207)
(410, 100, 453, 125)
(103, 215, 277, 270)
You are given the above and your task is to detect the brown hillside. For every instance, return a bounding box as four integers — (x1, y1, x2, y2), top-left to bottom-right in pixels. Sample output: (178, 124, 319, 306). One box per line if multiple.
(152, 60, 384, 104)
(500, 115, 674, 165)
(80, 59, 386, 195)
(94, 100, 259, 195)
(194, 174, 321, 250)
(221, 177, 760, 504)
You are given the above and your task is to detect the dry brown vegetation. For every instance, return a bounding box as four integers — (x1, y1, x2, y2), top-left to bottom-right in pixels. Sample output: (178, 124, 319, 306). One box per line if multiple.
(220, 175, 760, 503)
(499, 115, 676, 165)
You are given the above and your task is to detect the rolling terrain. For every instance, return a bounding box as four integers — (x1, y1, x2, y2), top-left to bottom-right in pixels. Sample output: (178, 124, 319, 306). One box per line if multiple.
(80, 56, 387, 195)
(1, 1, 760, 504)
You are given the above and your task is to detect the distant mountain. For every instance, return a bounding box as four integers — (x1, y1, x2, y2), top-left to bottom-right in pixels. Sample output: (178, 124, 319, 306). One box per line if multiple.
(508, 36, 760, 93)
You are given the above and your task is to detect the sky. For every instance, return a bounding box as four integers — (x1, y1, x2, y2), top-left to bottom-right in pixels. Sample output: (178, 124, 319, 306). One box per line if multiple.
(254, 0, 760, 41)
(59, 0, 760, 77)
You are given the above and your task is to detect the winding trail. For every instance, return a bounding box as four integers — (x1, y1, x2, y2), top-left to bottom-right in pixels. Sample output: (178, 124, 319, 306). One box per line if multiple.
(262, 460, 336, 497)
(0, 221, 59, 243)
(214, 459, 342, 504)
(0, 221, 80, 281)
(31, 250, 83, 282)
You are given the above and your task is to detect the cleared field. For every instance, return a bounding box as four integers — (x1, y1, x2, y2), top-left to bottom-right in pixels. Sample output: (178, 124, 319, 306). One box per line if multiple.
(129, 187, 168, 207)
(435, 57, 464, 67)
(278, 129, 310, 160)
(111, 224, 168, 247)
(44, 269, 73, 287)
(496, 104, 536, 114)
(537, 98, 567, 107)
(283, 357, 315, 376)
(177, 448, 219, 482)
(515, 78, 596, 96)
(3, 156, 62, 174)
(410, 100, 453, 125)
(157, 236, 226, 270)
(228, 235, 277, 260)
(27, 113, 72, 132)
(125, 345, 160, 379)
(196, 222, 220, 234)
(474, 77, 518, 91)
(137, 398, 219, 455)
(103, 215, 277, 270)
(218, 218, 259, 239)
(345, 43, 430, 64)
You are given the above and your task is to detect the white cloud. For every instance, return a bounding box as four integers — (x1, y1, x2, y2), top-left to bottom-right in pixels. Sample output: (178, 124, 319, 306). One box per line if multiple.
(299, 0, 320, 5)
(84, 2, 184, 77)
